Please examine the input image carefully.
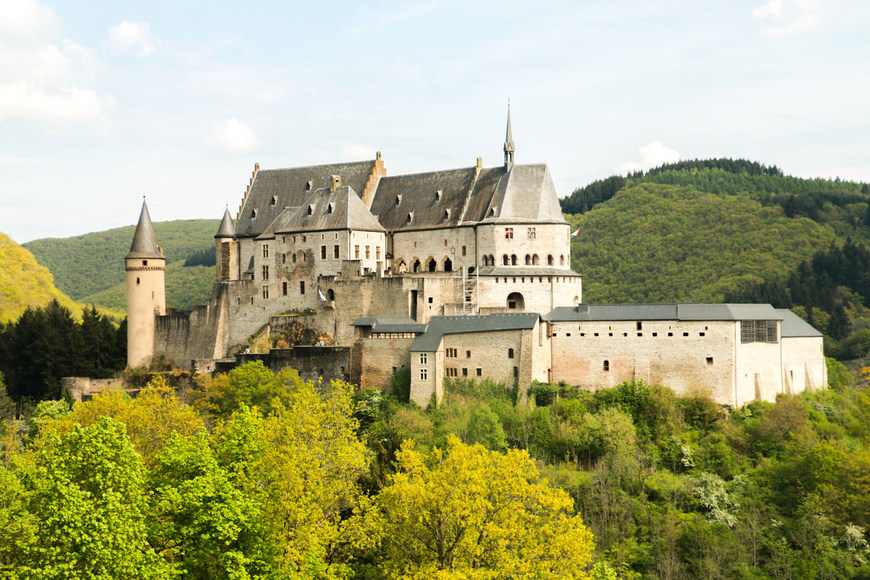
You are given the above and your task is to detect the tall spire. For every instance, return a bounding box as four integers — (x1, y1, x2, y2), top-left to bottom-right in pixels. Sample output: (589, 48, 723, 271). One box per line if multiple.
(503, 101, 515, 171)
(126, 199, 163, 259)
(215, 206, 236, 238)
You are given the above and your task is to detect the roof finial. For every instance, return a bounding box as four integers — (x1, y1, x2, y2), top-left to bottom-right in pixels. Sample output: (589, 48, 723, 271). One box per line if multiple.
(504, 100, 515, 171)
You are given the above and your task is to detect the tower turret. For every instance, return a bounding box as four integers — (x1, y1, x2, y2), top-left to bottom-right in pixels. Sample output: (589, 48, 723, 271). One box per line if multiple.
(125, 199, 165, 368)
(215, 206, 239, 282)
(503, 103, 515, 171)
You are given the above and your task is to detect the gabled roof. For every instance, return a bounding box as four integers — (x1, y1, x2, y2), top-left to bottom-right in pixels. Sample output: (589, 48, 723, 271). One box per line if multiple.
(370, 167, 478, 231)
(777, 309, 824, 337)
(126, 200, 163, 260)
(236, 160, 378, 238)
(480, 164, 566, 224)
(257, 186, 385, 238)
(215, 207, 235, 238)
(544, 303, 784, 322)
(411, 313, 539, 352)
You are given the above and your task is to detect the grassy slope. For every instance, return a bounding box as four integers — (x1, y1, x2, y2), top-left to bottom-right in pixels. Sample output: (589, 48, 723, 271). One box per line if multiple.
(23, 219, 219, 300)
(83, 261, 215, 311)
(0, 232, 84, 323)
(570, 183, 834, 303)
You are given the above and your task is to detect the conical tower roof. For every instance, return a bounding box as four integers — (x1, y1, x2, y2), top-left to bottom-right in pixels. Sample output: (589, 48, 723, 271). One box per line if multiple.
(126, 200, 164, 259)
(215, 207, 236, 238)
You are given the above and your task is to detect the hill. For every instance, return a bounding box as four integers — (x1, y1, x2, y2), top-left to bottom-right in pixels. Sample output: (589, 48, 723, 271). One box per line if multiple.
(569, 183, 833, 303)
(0, 232, 82, 324)
(24, 219, 219, 312)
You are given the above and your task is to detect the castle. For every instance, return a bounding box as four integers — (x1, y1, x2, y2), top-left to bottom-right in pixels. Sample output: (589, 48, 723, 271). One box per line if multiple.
(125, 111, 827, 407)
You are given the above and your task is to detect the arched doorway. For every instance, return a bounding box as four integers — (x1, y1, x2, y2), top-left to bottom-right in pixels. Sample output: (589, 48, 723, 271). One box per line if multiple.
(507, 292, 524, 310)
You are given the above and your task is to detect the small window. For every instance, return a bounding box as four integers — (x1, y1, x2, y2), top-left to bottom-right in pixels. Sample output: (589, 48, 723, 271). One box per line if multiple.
(263, 244, 270, 258)
(636, 322, 642, 331)
(513, 366, 519, 378)
(462, 245, 466, 256)
(435, 189, 442, 201)
(376, 246, 381, 260)
(142, 260, 148, 266)
(306, 180, 313, 190)
(270, 195, 278, 207)
(420, 353, 428, 364)
(706, 357, 714, 366)
(508, 348, 514, 359)
(282, 282, 288, 296)
(327, 203, 334, 214)
(136, 277, 140, 285)
(428, 297, 433, 304)
(420, 367, 428, 380)
(527, 227, 536, 240)
(365, 246, 371, 259)
(300, 281, 305, 294)
(603, 360, 610, 371)
(307, 205, 314, 216)
(355, 245, 360, 259)
(462, 368, 468, 377)
(699, 332, 706, 336)
(320, 246, 326, 259)
(334, 245, 340, 259)
(406, 212, 414, 224)
(251, 209, 257, 219)
(683, 332, 689, 337)
(466, 350, 471, 358)
(476, 368, 482, 377)
(262, 285, 269, 300)
(505, 227, 514, 239)
(395, 195, 402, 206)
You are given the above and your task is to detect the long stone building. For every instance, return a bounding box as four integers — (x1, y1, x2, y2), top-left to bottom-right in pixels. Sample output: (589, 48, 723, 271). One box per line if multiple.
(125, 110, 827, 407)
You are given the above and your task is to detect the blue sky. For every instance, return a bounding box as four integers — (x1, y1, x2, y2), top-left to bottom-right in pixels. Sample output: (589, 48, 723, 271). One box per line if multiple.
(2, 0, 870, 242)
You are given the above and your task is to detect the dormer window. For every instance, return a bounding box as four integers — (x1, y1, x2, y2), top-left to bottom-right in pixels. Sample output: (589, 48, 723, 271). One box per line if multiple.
(435, 189, 442, 202)
(306, 180, 313, 191)
(406, 212, 414, 224)
(327, 203, 334, 214)
(270, 196, 278, 207)
(395, 195, 402, 206)
(488, 208, 495, 217)
(307, 204, 314, 216)
(251, 209, 258, 219)
(443, 209, 450, 221)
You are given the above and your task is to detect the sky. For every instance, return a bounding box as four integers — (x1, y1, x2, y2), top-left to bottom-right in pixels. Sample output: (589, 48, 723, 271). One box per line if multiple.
(2, 0, 870, 243)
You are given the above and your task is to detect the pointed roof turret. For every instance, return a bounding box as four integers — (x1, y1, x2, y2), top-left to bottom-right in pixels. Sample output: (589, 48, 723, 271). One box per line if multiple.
(126, 199, 164, 259)
(215, 206, 236, 238)
(503, 102, 515, 171)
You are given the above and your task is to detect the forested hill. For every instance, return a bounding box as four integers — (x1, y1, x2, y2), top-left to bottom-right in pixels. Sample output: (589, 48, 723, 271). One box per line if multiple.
(24, 219, 219, 312)
(562, 160, 870, 359)
(0, 232, 81, 323)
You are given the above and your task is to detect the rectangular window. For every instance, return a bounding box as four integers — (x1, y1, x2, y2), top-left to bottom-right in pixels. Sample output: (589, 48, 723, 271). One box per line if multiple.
(462, 245, 467, 256)
(365, 246, 371, 259)
(466, 350, 471, 358)
(741, 320, 778, 343)
(321, 245, 326, 259)
(262, 285, 269, 299)
(527, 227, 536, 239)
(334, 245, 340, 259)
(446, 348, 457, 358)
(706, 357, 714, 365)
(476, 368, 482, 377)
(505, 227, 514, 239)
(462, 368, 468, 377)
(262, 244, 269, 258)
(282, 282, 287, 296)
(513, 366, 519, 378)
(262, 265, 269, 280)
(420, 367, 428, 380)
(355, 245, 360, 259)
(420, 353, 427, 365)
(376, 246, 381, 260)
(300, 281, 305, 295)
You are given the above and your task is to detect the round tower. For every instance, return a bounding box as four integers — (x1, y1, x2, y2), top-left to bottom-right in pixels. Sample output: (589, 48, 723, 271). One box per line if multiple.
(125, 200, 166, 368)
(215, 206, 238, 282)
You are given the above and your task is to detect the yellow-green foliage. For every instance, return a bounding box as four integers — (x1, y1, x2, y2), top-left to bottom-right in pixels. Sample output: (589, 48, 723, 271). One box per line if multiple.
(571, 183, 834, 303)
(0, 232, 82, 323)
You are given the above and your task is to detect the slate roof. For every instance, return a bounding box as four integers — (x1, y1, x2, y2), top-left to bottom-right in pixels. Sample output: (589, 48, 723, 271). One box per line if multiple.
(480, 164, 565, 224)
(544, 303, 784, 322)
(776, 309, 824, 337)
(126, 201, 164, 260)
(411, 313, 539, 352)
(256, 186, 385, 239)
(236, 160, 377, 238)
(215, 207, 235, 238)
(370, 167, 478, 231)
(481, 266, 579, 277)
(351, 317, 427, 334)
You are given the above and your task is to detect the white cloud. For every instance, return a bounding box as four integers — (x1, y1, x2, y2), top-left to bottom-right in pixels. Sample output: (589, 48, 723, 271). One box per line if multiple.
(106, 21, 154, 57)
(341, 144, 377, 160)
(207, 118, 258, 153)
(751, 0, 820, 35)
(619, 141, 681, 173)
(0, 0, 110, 125)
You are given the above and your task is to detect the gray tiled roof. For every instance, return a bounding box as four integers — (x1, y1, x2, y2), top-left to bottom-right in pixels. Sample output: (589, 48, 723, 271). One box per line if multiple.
(370, 167, 478, 231)
(126, 201, 164, 259)
(481, 266, 580, 277)
(256, 186, 385, 238)
(351, 317, 427, 334)
(236, 160, 377, 238)
(411, 313, 539, 352)
(215, 207, 235, 238)
(776, 309, 824, 337)
(544, 303, 784, 322)
(480, 164, 566, 224)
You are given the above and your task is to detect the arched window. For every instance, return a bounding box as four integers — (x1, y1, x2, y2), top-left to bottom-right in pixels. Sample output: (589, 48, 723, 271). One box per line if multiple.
(560, 255, 565, 266)
(412, 259, 421, 273)
(327, 289, 335, 300)
(427, 258, 437, 272)
(532, 254, 539, 265)
(507, 292, 524, 310)
(503, 255, 509, 266)
(603, 360, 610, 371)
(547, 254, 554, 266)
(444, 257, 452, 272)
(511, 254, 517, 266)
(524, 254, 531, 265)
(396, 260, 407, 273)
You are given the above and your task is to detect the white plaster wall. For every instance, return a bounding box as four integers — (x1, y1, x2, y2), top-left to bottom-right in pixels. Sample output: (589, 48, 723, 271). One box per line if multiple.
(476, 223, 571, 268)
(781, 336, 827, 395)
(477, 274, 582, 313)
(392, 227, 477, 273)
(735, 326, 783, 404)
